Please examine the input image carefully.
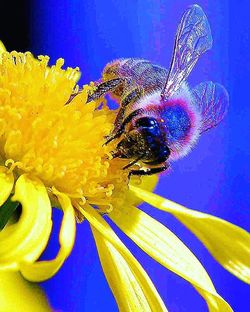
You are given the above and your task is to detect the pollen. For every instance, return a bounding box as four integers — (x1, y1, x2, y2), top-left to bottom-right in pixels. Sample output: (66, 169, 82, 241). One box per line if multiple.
(0, 51, 130, 218)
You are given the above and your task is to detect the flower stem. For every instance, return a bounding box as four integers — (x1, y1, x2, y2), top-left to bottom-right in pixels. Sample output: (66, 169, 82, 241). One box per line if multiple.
(0, 196, 20, 230)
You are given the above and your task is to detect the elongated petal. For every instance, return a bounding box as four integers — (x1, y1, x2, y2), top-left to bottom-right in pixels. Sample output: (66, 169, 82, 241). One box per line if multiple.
(0, 272, 51, 311)
(110, 205, 232, 312)
(92, 227, 159, 311)
(20, 190, 76, 282)
(0, 174, 52, 270)
(78, 204, 167, 312)
(131, 186, 250, 284)
(0, 166, 14, 206)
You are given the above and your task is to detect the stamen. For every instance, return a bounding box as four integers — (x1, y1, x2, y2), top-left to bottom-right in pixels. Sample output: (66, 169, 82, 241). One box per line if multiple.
(5, 159, 23, 173)
(0, 51, 131, 219)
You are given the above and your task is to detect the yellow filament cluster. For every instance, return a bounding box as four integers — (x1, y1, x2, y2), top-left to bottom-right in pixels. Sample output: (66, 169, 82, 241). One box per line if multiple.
(0, 51, 130, 216)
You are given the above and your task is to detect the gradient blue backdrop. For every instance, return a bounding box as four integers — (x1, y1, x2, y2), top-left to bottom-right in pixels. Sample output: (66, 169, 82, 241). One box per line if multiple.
(30, 0, 250, 311)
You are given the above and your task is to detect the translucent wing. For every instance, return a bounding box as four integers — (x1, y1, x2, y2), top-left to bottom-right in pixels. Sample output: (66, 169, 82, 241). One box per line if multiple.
(192, 81, 229, 133)
(161, 5, 212, 99)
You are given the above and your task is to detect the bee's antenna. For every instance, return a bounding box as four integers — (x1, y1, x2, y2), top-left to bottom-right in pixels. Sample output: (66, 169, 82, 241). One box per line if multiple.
(65, 90, 82, 105)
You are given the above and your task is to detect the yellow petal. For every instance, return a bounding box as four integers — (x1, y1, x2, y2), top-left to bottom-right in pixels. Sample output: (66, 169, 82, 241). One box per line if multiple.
(0, 41, 6, 52)
(110, 205, 232, 312)
(0, 174, 52, 270)
(78, 203, 167, 312)
(20, 190, 76, 282)
(0, 271, 51, 311)
(128, 174, 159, 206)
(131, 186, 250, 284)
(0, 166, 14, 206)
(0, 41, 6, 61)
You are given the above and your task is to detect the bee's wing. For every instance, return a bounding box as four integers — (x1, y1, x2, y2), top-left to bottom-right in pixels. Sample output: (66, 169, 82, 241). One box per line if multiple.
(192, 81, 229, 133)
(161, 5, 212, 99)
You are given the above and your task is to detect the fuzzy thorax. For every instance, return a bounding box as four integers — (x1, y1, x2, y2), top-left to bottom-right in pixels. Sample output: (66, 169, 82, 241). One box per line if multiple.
(128, 83, 202, 161)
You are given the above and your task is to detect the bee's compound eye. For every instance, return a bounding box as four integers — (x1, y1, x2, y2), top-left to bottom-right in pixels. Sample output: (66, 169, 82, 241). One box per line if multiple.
(135, 117, 158, 128)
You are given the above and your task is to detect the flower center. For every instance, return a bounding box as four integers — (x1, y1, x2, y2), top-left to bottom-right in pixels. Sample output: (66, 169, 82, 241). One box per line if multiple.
(0, 51, 134, 219)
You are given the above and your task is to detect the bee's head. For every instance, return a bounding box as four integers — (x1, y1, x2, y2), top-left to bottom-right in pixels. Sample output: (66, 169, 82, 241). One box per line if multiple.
(116, 115, 170, 165)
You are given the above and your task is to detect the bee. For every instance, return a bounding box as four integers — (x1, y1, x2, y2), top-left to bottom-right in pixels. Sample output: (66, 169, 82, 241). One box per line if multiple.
(86, 4, 229, 175)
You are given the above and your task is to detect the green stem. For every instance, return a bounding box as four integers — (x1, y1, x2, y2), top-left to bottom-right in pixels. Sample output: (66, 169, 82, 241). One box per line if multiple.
(0, 197, 20, 231)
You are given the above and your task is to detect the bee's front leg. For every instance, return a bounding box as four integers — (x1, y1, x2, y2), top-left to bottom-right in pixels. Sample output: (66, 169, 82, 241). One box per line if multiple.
(114, 87, 143, 131)
(105, 87, 143, 144)
(87, 78, 124, 103)
(65, 78, 124, 105)
(128, 163, 170, 176)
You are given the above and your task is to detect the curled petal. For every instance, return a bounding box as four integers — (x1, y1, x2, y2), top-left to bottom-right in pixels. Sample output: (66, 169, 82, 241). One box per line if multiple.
(110, 205, 232, 312)
(79, 204, 167, 312)
(0, 174, 52, 270)
(131, 186, 250, 284)
(20, 190, 76, 282)
(0, 271, 51, 311)
(0, 166, 14, 206)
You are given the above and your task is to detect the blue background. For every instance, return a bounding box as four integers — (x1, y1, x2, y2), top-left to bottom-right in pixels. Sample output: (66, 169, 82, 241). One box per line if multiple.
(28, 0, 250, 311)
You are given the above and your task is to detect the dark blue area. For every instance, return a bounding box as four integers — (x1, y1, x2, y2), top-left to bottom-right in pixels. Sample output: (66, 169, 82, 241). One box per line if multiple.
(135, 117, 159, 129)
(161, 105, 191, 142)
(30, 1, 250, 311)
(139, 118, 161, 138)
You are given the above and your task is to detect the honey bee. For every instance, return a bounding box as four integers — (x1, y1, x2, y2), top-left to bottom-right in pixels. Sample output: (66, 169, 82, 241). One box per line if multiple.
(87, 4, 229, 175)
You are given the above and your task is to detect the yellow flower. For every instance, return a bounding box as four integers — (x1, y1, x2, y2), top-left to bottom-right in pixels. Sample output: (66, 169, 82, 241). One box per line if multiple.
(0, 44, 249, 311)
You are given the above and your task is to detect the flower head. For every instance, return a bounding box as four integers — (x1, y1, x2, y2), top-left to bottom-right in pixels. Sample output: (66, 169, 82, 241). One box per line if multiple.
(0, 45, 249, 311)
(0, 51, 129, 214)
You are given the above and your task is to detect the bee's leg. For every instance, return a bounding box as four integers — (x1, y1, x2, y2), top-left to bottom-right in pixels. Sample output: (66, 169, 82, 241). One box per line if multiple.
(87, 78, 125, 103)
(122, 155, 144, 170)
(65, 91, 82, 105)
(105, 107, 144, 145)
(114, 88, 143, 130)
(128, 164, 169, 176)
(66, 78, 124, 105)
(105, 87, 143, 144)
